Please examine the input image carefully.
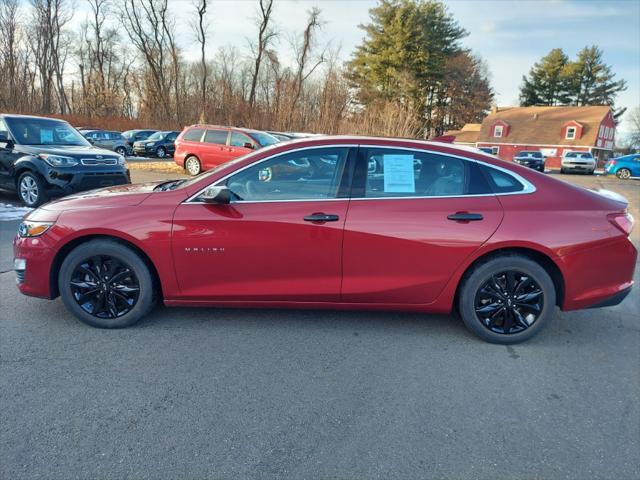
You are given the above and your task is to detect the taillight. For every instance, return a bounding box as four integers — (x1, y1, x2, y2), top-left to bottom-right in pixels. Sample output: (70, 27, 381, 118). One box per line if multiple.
(608, 160, 616, 166)
(608, 212, 634, 236)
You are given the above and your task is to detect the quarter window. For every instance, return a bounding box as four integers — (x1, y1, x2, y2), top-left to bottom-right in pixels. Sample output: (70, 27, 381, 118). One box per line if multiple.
(481, 166, 525, 194)
(204, 129, 228, 145)
(225, 147, 349, 201)
(362, 148, 491, 198)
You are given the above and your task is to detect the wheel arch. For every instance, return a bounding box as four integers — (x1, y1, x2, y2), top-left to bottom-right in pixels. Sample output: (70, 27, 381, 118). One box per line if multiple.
(454, 246, 565, 308)
(50, 234, 163, 300)
(14, 158, 44, 187)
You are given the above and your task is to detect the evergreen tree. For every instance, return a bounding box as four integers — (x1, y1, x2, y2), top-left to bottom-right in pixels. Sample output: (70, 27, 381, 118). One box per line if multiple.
(563, 46, 627, 106)
(347, 0, 475, 135)
(519, 48, 569, 106)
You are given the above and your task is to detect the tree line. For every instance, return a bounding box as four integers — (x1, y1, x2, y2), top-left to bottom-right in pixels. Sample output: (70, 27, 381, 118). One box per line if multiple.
(0, 0, 628, 139)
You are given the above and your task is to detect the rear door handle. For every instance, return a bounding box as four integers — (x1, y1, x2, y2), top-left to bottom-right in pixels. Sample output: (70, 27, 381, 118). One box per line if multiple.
(447, 212, 483, 221)
(304, 213, 340, 222)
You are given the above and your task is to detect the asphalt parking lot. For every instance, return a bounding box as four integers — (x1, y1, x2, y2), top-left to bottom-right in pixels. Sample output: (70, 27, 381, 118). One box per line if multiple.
(1, 171, 639, 479)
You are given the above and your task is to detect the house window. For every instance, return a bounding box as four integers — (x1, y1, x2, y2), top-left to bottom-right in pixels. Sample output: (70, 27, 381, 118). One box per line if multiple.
(608, 128, 614, 140)
(493, 125, 503, 138)
(566, 127, 577, 140)
(599, 125, 605, 137)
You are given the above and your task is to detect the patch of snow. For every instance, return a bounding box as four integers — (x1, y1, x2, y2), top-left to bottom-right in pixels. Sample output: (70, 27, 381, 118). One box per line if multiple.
(0, 203, 32, 221)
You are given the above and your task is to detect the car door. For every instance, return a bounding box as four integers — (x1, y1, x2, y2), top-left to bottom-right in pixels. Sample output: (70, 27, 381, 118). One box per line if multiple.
(341, 146, 504, 305)
(171, 146, 354, 301)
(201, 129, 231, 169)
(229, 131, 255, 158)
(0, 118, 19, 189)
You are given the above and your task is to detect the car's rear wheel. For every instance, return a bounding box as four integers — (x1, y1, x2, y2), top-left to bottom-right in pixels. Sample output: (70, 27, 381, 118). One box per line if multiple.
(115, 146, 127, 156)
(185, 155, 202, 175)
(58, 240, 156, 328)
(156, 146, 167, 158)
(616, 168, 631, 179)
(18, 171, 48, 207)
(458, 254, 556, 344)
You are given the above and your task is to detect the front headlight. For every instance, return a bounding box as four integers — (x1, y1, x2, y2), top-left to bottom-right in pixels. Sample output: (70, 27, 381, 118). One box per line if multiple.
(146, 142, 156, 147)
(18, 221, 54, 237)
(39, 154, 78, 167)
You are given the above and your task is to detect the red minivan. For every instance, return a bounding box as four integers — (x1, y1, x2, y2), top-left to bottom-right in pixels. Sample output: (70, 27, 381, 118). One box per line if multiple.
(174, 125, 280, 175)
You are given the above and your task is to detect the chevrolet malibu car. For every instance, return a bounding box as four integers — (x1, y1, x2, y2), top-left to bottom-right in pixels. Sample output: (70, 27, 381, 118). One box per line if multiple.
(0, 114, 130, 207)
(604, 154, 640, 179)
(13, 137, 636, 344)
(513, 150, 545, 172)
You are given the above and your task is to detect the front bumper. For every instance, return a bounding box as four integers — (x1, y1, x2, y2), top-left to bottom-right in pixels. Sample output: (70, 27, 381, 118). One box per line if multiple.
(133, 144, 157, 156)
(561, 162, 595, 172)
(13, 234, 57, 299)
(514, 159, 544, 170)
(43, 165, 130, 197)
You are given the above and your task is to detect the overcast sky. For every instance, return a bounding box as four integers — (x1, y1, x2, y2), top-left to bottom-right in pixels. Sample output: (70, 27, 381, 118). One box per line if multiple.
(72, 0, 640, 134)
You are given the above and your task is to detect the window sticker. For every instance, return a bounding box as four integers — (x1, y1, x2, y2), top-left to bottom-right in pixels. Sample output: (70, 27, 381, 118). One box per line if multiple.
(40, 129, 54, 143)
(383, 154, 415, 193)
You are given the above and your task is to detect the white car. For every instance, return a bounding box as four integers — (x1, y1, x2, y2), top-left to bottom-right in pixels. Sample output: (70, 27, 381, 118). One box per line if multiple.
(560, 151, 596, 174)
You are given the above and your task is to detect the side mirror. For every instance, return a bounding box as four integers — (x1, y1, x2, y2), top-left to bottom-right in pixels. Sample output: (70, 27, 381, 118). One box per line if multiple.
(198, 185, 231, 204)
(243, 142, 255, 150)
(0, 131, 14, 149)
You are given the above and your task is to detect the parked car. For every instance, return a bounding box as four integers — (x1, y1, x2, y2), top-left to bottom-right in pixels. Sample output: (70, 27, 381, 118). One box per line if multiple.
(122, 129, 157, 150)
(174, 125, 280, 175)
(603, 154, 640, 179)
(267, 131, 296, 141)
(82, 129, 132, 157)
(560, 151, 596, 174)
(513, 151, 545, 172)
(133, 130, 179, 158)
(13, 137, 636, 344)
(0, 114, 130, 207)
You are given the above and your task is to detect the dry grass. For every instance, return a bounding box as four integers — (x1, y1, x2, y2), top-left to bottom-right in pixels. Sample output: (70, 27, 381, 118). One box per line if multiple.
(126, 161, 185, 175)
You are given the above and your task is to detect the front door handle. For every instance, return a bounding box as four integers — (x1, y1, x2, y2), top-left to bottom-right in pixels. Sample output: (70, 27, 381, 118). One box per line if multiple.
(304, 213, 340, 222)
(447, 212, 483, 222)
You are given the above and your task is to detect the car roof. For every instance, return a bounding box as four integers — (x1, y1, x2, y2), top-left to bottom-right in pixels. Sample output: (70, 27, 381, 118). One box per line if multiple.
(0, 113, 70, 122)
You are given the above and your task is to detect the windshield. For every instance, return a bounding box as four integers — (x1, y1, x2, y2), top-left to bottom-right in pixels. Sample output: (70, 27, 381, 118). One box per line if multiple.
(248, 131, 280, 147)
(520, 151, 542, 158)
(147, 132, 165, 141)
(565, 152, 593, 158)
(5, 117, 90, 146)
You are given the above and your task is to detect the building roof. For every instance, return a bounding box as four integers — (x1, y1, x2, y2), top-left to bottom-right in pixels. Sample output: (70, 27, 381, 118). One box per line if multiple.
(476, 105, 611, 146)
(444, 123, 481, 144)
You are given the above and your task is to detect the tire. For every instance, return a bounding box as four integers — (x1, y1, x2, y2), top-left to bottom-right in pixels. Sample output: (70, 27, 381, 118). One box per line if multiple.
(115, 146, 127, 156)
(156, 146, 167, 158)
(18, 171, 48, 207)
(58, 240, 157, 328)
(457, 254, 556, 344)
(616, 168, 631, 180)
(185, 155, 202, 176)
(560, 168, 565, 174)
(588, 169, 595, 175)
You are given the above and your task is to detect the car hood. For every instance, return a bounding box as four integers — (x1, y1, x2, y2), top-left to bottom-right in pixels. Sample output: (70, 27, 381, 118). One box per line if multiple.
(15, 144, 118, 158)
(39, 182, 162, 212)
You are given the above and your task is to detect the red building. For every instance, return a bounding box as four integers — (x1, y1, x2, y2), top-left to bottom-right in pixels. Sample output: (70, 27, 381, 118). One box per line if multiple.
(448, 106, 616, 169)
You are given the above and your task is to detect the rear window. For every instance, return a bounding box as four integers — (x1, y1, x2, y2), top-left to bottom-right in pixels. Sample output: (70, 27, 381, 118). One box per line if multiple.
(481, 166, 525, 193)
(183, 128, 205, 142)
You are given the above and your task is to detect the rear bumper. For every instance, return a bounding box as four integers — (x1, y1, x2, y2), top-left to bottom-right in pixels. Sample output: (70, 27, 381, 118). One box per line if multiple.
(587, 285, 632, 308)
(559, 237, 637, 310)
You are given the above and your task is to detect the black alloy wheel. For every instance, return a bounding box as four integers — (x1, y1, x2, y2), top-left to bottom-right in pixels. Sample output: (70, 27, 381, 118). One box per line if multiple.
(474, 271, 544, 335)
(69, 255, 140, 319)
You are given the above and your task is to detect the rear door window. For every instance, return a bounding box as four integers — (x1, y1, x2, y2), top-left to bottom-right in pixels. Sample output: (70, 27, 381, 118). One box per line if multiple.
(204, 129, 229, 145)
(183, 128, 205, 142)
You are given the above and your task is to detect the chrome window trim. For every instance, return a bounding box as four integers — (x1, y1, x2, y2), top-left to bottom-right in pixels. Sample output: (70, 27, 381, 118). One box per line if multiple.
(183, 143, 535, 205)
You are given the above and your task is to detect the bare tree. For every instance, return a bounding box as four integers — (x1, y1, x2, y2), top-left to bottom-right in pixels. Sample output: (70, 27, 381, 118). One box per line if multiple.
(248, 0, 276, 108)
(193, 0, 209, 122)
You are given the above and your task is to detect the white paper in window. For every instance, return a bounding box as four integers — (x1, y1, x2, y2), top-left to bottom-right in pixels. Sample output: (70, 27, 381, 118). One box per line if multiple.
(40, 129, 54, 143)
(383, 154, 415, 193)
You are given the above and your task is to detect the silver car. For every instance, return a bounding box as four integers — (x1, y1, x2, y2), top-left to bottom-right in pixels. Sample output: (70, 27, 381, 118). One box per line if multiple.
(560, 151, 596, 175)
(82, 130, 132, 157)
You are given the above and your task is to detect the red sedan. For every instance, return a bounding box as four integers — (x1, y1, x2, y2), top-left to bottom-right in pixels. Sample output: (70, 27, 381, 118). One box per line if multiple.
(13, 137, 636, 343)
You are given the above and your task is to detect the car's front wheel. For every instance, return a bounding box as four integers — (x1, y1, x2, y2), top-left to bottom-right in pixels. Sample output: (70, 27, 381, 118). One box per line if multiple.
(616, 168, 632, 179)
(58, 240, 157, 328)
(458, 254, 556, 344)
(156, 146, 167, 158)
(18, 171, 48, 207)
(185, 155, 202, 175)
